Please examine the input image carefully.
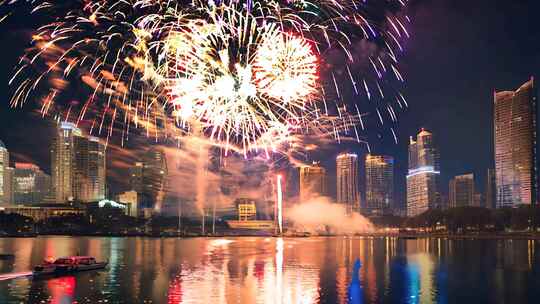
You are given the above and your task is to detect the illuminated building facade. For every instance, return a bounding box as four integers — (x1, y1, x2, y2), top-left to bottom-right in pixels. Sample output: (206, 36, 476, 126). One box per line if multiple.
(336, 153, 359, 214)
(129, 148, 167, 209)
(494, 78, 538, 207)
(51, 122, 106, 203)
(13, 163, 51, 205)
(226, 198, 275, 230)
(51, 122, 80, 202)
(73, 136, 106, 202)
(0, 204, 84, 221)
(0, 140, 12, 205)
(473, 192, 483, 207)
(364, 154, 394, 216)
(299, 162, 326, 202)
(406, 129, 440, 217)
(237, 199, 257, 221)
(449, 173, 474, 208)
(116, 190, 139, 217)
(5, 167, 13, 206)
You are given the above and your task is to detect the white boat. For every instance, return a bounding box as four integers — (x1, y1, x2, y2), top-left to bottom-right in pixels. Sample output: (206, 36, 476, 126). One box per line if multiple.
(33, 256, 108, 277)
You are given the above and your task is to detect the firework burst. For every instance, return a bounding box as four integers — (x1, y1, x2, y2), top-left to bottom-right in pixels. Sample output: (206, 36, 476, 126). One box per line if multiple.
(4, 0, 410, 154)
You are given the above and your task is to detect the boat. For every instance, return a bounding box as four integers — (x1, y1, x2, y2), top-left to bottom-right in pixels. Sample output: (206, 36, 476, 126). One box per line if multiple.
(33, 256, 108, 277)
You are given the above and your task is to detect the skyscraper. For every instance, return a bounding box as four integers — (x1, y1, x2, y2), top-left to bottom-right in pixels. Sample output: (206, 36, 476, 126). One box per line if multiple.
(486, 168, 496, 209)
(129, 162, 144, 192)
(299, 162, 326, 202)
(448, 173, 474, 208)
(364, 154, 394, 216)
(129, 148, 168, 209)
(494, 78, 538, 207)
(336, 153, 359, 214)
(51, 122, 106, 203)
(51, 122, 80, 202)
(4, 167, 13, 205)
(13, 163, 51, 205)
(0, 140, 10, 205)
(406, 129, 440, 217)
(73, 136, 106, 202)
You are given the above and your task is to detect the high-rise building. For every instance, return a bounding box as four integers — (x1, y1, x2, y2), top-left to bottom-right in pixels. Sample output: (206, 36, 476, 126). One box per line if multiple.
(129, 162, 144, 192)
(336, 152, 359, 214)
(73, 136, 106, 202)
(406, 129, 440, 217)
(13, 163, 51, 205)
(51, 122, 80, 202)
(0, 140, 10, 205)
(5, 167, 14, 206)
(486, 168, 496, 209)
(364, 154, 394, 216)
(51, 122, 106, 203)
(448, 173, 474, 208)
(129, 148, 167, 209)
(473, 192, 483, 208)
(299, 162, 326, 202)
(494, 78, 538, 207)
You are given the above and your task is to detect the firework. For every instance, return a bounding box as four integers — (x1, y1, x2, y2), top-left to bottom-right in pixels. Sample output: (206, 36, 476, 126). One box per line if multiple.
(276, 174, 283, 235)
(4, 0, 410, 154)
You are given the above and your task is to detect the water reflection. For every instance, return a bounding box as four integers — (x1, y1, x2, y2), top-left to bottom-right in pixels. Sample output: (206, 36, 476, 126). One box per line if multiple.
(348, 260, 363, 304)
(47, 276, 75, 304)
(0, 237, 538, 303)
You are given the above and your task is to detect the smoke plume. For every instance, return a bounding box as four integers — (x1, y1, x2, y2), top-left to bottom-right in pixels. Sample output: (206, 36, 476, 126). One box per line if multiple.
(287, 197, 373, 235)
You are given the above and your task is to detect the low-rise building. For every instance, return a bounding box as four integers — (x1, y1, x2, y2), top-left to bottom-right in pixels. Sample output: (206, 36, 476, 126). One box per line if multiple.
(116, 190, 139, 217)
(0, 204, 85, 221)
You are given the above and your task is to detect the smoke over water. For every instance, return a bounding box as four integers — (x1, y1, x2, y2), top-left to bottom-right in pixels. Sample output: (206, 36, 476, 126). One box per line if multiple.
(287, 197, 374, 235)
(159, 134, 275, 216)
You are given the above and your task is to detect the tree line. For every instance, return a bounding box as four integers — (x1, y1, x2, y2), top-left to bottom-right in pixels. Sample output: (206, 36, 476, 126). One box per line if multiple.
(372, 205, 540, 233)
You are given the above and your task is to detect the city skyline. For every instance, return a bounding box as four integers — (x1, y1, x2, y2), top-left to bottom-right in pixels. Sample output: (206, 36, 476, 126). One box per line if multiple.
(0, 1, 538, 213)
(0, 1, 538, 303)
(0, 115, 538, 216)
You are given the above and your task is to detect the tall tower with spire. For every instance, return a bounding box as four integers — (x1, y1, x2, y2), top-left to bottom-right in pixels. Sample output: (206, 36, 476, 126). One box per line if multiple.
(406, 129, 440, 217)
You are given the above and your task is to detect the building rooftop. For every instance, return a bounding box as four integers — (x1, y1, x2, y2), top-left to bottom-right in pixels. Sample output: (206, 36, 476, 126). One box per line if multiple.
(0, 139, 5, 149)
(495, 77, 534, 101)
(15, 163, 39, 170)
(517, 77, 534, 92)
(336, 152, 358, 159)
(418, 128, 432, 137)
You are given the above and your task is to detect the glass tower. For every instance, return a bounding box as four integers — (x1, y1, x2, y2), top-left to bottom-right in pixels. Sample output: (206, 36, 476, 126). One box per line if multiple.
(364, 154, 394, 216)
(406, 129, 440, 217)
(336, 153, 359, 214)
(494, 78, 538, 207)
(299, 162, 326, 203)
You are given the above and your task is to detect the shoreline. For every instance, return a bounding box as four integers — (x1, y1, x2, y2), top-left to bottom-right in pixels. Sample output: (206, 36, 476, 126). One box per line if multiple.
(1, 232, 539, 240)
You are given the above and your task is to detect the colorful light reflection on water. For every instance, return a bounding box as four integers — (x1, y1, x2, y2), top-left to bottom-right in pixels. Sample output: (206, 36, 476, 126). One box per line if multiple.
(0, 237, 539, 303)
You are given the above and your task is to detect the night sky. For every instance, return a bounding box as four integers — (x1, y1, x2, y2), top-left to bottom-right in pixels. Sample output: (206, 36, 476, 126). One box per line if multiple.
(0, 0, 538, 208)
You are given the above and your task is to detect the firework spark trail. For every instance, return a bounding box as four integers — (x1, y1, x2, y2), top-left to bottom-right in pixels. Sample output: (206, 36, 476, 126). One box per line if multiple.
(276, 174, 283, 235)
(4, 0, 411, 155)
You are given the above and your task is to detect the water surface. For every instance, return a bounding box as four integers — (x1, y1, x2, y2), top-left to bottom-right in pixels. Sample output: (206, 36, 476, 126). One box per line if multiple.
(0, 237, 539, 303)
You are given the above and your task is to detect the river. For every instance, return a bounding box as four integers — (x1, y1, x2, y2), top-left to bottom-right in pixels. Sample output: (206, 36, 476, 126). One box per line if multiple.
(0, 237, 539, 303)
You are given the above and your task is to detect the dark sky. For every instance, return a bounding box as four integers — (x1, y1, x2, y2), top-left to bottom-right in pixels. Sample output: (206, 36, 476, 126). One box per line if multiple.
(0, 0, 538, 206)
(396, 0, 540, 203)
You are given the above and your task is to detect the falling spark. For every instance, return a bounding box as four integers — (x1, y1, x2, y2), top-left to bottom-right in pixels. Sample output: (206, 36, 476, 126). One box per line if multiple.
(3, 0, 411, 154)
(276, 174, 283, 235)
